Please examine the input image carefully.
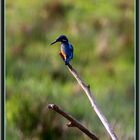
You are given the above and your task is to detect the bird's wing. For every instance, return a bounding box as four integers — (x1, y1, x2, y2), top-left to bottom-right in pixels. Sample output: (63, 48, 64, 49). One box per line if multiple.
(69, 44, 73, 59)
(70, 44, 74, 52)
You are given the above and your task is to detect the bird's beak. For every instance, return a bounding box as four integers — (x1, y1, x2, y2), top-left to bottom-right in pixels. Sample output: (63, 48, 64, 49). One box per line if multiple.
(50, 40, 57, 45)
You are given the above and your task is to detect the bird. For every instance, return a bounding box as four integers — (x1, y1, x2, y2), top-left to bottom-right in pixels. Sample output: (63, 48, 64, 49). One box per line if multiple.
(50, 35, 74, 65)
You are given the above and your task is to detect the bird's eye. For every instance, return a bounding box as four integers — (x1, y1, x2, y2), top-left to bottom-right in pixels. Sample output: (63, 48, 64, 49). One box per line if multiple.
(62, 39, 66, 41)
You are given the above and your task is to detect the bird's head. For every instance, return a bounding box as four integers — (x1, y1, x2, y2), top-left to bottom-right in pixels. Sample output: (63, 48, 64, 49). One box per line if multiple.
(50, 35, 68, 45)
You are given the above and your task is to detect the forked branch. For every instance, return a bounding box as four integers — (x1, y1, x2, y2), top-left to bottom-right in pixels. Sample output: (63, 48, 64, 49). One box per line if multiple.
(48, 104, 99, 140)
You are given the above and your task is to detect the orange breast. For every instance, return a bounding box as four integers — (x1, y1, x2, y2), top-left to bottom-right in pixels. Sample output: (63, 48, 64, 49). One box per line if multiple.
(61, 50, 66, 60)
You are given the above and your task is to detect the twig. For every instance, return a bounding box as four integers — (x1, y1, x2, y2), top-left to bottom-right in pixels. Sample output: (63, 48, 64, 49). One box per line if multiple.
(65, 63, 118, 140)
(48, 104, 99, 140)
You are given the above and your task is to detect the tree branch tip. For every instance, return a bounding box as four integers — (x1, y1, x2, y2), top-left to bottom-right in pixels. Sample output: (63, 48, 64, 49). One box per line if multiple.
(67, 122, 74, 127)
(48, 104, 54, 109)
(48, 104, 59, 110)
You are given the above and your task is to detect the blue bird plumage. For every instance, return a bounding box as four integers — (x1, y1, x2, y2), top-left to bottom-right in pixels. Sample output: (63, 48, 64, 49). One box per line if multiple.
(50, 35, 74, 65)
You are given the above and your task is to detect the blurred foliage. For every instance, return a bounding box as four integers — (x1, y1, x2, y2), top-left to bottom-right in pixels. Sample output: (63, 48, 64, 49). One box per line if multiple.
(6, 0, 134, 140)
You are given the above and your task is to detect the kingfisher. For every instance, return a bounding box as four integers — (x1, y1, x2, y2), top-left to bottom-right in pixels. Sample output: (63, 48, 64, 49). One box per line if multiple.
(50, 35, 74, 65)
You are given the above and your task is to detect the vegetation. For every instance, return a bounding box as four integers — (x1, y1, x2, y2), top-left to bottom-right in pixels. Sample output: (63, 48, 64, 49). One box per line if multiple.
(6, 0, 134, 140)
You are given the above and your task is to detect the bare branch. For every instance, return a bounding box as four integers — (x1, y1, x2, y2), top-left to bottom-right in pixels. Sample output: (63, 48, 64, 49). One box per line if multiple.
(66, 63, 118, 140)
(48, 104, 99, 140)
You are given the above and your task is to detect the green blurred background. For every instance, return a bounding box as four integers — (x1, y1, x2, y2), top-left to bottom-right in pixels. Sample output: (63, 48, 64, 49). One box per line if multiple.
(6, 0, 134, 140)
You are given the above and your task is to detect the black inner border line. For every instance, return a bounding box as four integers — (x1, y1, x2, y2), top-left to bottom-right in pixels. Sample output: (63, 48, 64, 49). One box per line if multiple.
(1, 0, 5, 139)
(136, 0, 139, 139)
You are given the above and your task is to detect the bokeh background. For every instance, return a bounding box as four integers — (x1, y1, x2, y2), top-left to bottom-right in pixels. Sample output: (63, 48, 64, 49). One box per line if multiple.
(6, 0, 134, 140)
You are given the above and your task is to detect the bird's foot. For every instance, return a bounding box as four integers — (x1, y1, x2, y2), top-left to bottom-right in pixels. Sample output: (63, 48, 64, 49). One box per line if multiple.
(65, 61, 69, 65)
